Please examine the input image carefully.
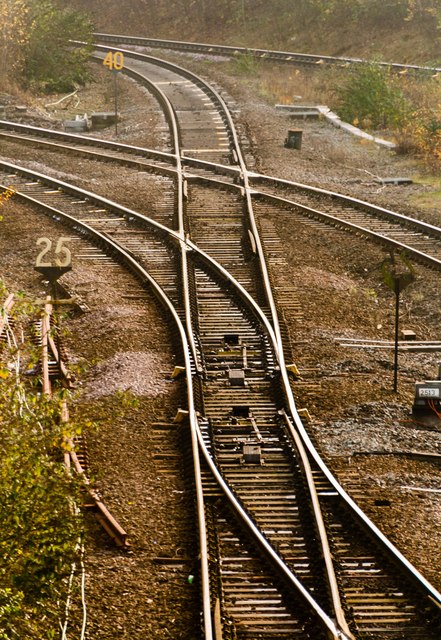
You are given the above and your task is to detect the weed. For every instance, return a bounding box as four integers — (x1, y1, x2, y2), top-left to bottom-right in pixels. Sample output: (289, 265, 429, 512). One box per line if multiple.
(231, 51, 259, 75)
(336, 61, 411, 129)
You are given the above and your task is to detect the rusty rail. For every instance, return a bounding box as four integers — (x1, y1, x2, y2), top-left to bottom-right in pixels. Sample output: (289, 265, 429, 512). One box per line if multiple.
(40, 298, 129, 547)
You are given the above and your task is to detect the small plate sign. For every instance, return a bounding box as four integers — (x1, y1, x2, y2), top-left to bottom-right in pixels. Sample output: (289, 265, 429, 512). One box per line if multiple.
(418, 388, 440, 398)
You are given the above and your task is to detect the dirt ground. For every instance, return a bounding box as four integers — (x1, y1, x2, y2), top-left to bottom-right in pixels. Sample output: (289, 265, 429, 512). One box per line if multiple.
(0, 54, 440, 636)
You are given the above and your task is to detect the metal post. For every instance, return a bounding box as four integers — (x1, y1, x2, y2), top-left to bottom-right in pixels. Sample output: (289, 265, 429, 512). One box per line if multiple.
(113, 70, 118, 137)
(393, 282, 400, 393)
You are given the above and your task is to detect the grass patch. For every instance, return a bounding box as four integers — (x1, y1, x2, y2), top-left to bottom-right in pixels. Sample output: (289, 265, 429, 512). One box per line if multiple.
(409, 175, 441, 211)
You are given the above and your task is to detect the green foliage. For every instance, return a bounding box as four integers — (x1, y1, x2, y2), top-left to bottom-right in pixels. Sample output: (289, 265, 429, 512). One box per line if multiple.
(231, 51, 260, 75)
(22, 0, 93, 92)
(0, 0, 92, 93)
(336, 62, 411, 129)
(0, 289, 83, 638)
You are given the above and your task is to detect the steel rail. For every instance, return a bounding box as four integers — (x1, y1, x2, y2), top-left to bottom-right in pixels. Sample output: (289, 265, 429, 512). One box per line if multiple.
(8, 35, 441, 620)
(93, 32, 441, 74)
(5, 37, 441, 633)
(4, 120, 441, 282)
(91, 49, 207, 379)
(89, 51, 181, 154)
(0, 120, 240, 183)
(2, 160, 313, 634)
(94, 38, 311, 402)
(1, 160, 353, 636)
(3, 160, 441, 631)
(40, 301, 128, 545)
(2, 164, 345, 637)
(0, 120, 175, 166)
(250, 172, 441, 244)
(41, 299, 52, 395)
(253, 189, 441, 271)
(249, 177, 441, 611)
(181, 188, 441, 628)
(4, 120, 441, 274)
(0, 166, 213, 638)
(1, 167, 350, 640)
(39, 297, 129, 546)
(88, 43, 245, 167)
(94, 40, 303, 397)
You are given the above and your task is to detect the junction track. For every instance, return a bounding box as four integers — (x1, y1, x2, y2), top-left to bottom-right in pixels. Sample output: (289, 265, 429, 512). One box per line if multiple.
(2, 155, 441, 637)
(3, 120, 441, 274)
(1, 44, 441, 639)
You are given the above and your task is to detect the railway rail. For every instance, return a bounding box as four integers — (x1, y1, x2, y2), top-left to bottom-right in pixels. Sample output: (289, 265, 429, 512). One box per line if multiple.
(90, 43, 245, 167)
(3, 119, 441, 276)
(2, 41, 441, 639)
(32, 293, 129, 546)
(2, 158, 441, 638)
(93, 32, 441, 75)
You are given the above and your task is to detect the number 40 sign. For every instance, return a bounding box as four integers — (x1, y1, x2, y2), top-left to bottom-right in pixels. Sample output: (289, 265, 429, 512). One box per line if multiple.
(102, 51, 124, 136)
(103, 51, 124, 71)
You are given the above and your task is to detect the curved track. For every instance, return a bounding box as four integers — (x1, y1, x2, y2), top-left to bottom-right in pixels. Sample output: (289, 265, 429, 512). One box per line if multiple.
(2, 156, 441, 638)
(3, 119, 441, 274)
(93, 32, 441, 75)
(2, 46, 441, 640)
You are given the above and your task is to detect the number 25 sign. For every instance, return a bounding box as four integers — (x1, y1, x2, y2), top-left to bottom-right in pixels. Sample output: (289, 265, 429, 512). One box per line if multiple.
(36, 237, 72, 268)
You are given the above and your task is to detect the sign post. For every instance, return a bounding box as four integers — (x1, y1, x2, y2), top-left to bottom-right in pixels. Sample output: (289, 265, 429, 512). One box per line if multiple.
(381, 252, 415, 393)
(35, 236, 72, 299)
(103, 51, 125, 137)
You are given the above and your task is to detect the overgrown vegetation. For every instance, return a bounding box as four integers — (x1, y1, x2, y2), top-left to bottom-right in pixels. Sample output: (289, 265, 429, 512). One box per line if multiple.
(334, 62, 441, 167)
(0, 282, 83, 638)
(336, 62, 411, 129)
(0, 0, 92, 92)
(242, 57, 441, 169)
(64, 0, 441, 55)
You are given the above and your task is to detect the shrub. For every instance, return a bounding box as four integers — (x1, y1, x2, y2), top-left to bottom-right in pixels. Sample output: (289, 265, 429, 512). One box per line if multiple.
(336, 62, 411, 129)
(0, 286, 83, 638)
(0, 0, 92, 93)
(231, 50, 260, 75)
(398, 109, 441, 165)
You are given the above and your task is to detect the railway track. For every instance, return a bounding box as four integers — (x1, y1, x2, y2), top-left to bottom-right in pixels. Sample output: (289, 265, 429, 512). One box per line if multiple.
(93, 32, 441, 75)
(31, 292, 130, 547)
(2, 46, 441, 639)
(2, 157, 441, 638)
(3, 118, 441, 276)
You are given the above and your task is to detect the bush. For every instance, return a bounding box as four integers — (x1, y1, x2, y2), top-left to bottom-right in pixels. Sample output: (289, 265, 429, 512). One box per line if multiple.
(398, 109, 441, 165)
(0, 0, 92, 93)
(23, 1, 93, 92)
(0, 285, 83, 638)
(336, 62, 411, 129)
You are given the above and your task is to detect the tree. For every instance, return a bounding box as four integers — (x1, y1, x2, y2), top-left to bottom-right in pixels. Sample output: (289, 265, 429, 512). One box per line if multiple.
(22, 0, 93, 92)
(0, 0, 93, 92)
(0, 0, 30, 80)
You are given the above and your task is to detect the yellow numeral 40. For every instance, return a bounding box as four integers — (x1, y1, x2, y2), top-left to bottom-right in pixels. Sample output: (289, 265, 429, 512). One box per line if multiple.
(103, 51, 124, 71)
